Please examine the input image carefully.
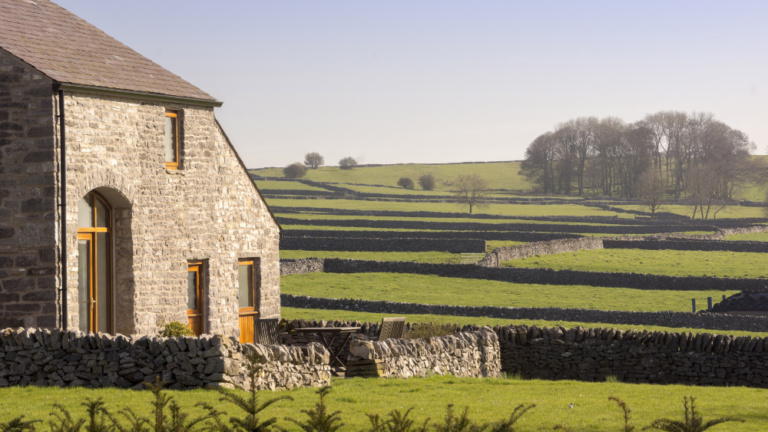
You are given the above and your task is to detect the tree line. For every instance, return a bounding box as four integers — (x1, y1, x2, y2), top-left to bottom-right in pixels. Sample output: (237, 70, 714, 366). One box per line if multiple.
(519, 112, 763, 209)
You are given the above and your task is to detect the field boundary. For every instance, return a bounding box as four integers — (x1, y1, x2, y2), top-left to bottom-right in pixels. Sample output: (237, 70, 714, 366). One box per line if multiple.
(280, 237, 486, 253)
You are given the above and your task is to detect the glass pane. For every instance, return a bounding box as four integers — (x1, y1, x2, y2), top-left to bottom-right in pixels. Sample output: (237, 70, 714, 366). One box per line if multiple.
(78, 194, 93, 228)
(187, 269, 198, 310)
(95, 196, 109, 228)
(164, 116, 176, 162)
(78, 240, 90, 332)
(238, 264, 252, 308)
(96, 232, 109, 333)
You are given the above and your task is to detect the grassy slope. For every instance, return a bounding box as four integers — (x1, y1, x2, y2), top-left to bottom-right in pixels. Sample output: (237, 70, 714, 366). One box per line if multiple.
(281, 273, 737, 313)
(616, 204, 765, 219)
(276, 212, 625, 226)
(271, 199, 627, 217)
(281, 250, 462, 264)
(726, 232, 768, 242)
(255, 180, 329, 191)
(1, 377, 765, 431)
(282, 307, 768, 338)
(251, 162, 535, 191)
(501, 249, 768, 279)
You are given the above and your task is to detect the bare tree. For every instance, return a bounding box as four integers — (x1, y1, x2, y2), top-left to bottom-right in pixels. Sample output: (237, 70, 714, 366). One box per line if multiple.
(637, 169, 666, 218)
(418, 174, 436, 191)
(339, 157, 357, 170)
(304, 152, 324, 169)
(397, 177, 414, 189)
(283, 162, 308, 179)
(451, 174, 490, 214)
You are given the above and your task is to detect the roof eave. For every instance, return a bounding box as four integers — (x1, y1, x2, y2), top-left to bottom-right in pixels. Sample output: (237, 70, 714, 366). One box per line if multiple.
(57, 82, 223, 107)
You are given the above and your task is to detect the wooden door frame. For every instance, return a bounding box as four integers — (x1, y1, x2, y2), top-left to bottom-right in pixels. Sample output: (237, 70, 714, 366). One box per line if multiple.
(77, 191, 113, 334)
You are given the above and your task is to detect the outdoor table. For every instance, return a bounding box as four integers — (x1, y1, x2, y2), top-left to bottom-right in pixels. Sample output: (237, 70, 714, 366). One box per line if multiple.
(294, 327, 361, 367)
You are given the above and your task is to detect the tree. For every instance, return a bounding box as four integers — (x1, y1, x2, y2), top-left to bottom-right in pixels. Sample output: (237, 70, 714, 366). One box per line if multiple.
(304, 153, 324, 169)
(283, 162, 308, 179)
(637, 169, 666, 218)
(396, 177, 414, 189)
(451, 174, 489, 214)
(338, 157, 357, 170)
(418, 174, 436, 191)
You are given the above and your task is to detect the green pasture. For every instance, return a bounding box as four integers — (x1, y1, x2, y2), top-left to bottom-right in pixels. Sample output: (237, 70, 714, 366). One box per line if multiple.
(726, 232, 768, 242)
(250, 162, 535, 191)
(1, 376, 765, 431)
(282, 224, 453, 232)
(275, 212, 624, 226)
(254, 180, 329, 191)
(282, 307, 768, 338)
(501, 249, 768, 279)
(487, 240, 526, 252)
(281, 250, 462, 264)
(341, 184, 455, 196)
(269, 198, 628, 217)
(615, 204, 765, 219)
(281, 272, 737, 313)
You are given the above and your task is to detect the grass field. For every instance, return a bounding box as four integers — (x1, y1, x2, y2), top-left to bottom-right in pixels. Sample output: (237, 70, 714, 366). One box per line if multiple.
(281, 250, 461, 264)
(281, 273, 737, 313)
(501, 249, 768, 278)
(0, 377, 763, 431)
(276, 212, 625, 226)
(270, 198, 628, 217)
(281, 307, 768, 338)
(726, 232, 768, 242)
(615, 204, 765, 219)
(251, 162, 535, 191)
(254, 180, 330, 191)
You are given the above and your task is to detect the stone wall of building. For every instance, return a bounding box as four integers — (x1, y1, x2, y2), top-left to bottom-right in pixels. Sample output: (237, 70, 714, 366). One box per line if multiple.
(496, 324, 768, 388)
(280, 237, 486, 253)
(0, 48, 58, 329)
(281, 293, 768, 333)
(0, 327, 331, 390)
(348, 329, 501, 379)
(59, 92, 281, 336)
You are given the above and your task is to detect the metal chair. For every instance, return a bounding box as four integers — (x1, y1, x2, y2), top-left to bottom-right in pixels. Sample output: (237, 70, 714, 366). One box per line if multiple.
(376, 317, 406, 341)
(255, 318, 281, 345)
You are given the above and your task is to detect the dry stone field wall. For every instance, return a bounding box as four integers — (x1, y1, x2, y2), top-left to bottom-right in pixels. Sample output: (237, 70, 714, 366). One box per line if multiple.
(281, 294, 768, 333)
(282, 258, 768, 291)
(280, 237, 486, 253)
(0, 327, 331, 391)
(496, 323, 768, 389)
(285, 229, 582, 242)
(348, 329, 501, 378)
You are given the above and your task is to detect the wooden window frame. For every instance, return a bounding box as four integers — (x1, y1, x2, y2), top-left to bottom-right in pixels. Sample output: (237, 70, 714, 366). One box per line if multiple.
(165, 111, 179, 170)
(77, 191, 112, 334)
(238, 259, 259, 316)
(187, 261, 204, 336)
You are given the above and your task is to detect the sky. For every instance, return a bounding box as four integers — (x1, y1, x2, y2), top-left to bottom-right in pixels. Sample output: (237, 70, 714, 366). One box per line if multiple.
(56, 1, 768, 169)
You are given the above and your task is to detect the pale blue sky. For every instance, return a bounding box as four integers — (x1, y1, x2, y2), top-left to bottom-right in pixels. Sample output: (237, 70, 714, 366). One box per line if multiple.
(56, 1, 767, 168)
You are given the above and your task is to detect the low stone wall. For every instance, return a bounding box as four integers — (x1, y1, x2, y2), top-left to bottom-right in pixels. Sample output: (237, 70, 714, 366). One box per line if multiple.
(0, 328, 331, 390)
(277, 217, 720, 234)
(497, 324, 768, 388)
(479, 237, 604, 266)
(284, 229, 581, 242)
(281, 294, 768, 333)
(605, 239, 768, 253)
(348, 329, 501, 378)
(281, 258, 326, 276)
(280, 237, 486, 253)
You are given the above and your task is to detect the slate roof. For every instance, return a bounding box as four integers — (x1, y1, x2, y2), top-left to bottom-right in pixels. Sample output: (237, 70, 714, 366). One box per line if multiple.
(0, 0, 217, 102)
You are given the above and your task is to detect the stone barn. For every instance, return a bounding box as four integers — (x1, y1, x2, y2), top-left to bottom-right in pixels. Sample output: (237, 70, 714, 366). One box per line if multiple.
(0, 0, 282, 341)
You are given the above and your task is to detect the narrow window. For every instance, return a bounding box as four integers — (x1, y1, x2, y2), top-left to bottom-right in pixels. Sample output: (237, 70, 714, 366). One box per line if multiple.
(164, 111, 179, 169)
(238, 258, 260, 343)
(187, 262, 204, 336)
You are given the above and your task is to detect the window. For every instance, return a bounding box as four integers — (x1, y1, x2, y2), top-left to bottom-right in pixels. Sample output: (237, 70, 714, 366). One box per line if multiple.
(238, 259, 260, 343)
(164, 111, 179, 169)
(77, 192, 112, 334)
(187, 262, 204, 336)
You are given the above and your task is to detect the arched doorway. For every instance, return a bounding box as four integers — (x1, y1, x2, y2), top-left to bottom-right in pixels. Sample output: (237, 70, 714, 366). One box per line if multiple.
(77, 191, 112, 334)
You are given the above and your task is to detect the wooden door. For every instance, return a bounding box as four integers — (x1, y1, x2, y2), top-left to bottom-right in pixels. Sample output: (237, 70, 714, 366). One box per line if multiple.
(238, 260, 259, 343)
(187, 262, 203, 336)
(77, 192, 112, 334)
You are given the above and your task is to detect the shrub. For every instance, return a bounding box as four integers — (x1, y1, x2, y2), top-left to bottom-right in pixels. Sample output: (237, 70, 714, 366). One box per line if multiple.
(283, 163, 308, 179)
(644, 396, 744, 432)
(397, 177, 415, 189)
(339, 157, 358, 170)
(1, 416, 40, 432)
(284, 386, 343, 432)
(158, 321, 194, 338)
(304, 153, 325, 170)
(419, 174, 436, 191)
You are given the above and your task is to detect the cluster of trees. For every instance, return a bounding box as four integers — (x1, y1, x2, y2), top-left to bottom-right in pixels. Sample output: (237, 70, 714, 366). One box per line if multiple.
(397, 174, 437, 190)
(519, 112, 763, 218)
(282, 153, 359, 178)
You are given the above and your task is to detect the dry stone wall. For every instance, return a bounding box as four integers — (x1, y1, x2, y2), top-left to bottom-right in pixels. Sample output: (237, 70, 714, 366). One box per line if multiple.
(348, 329, 501, 379)
(496, 324, 768, 388)
(284, 229, 581, 242)
(280, 237, 485, 253)
(0, 327, 331, 390)
(0, 48, 58, 329)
